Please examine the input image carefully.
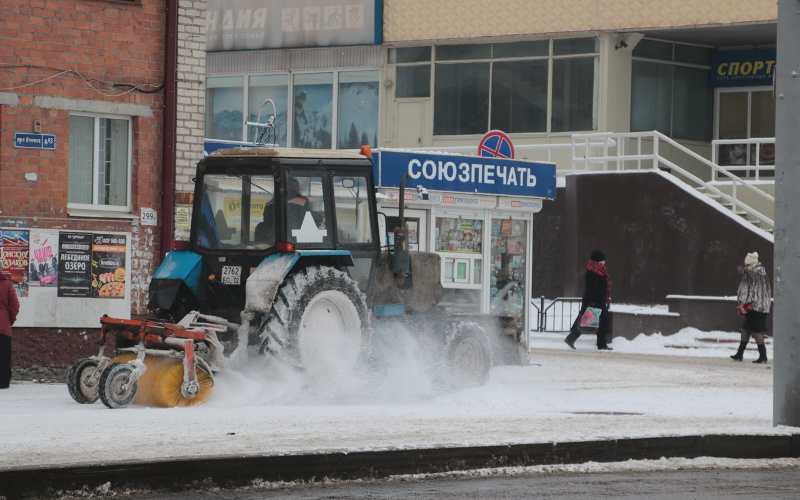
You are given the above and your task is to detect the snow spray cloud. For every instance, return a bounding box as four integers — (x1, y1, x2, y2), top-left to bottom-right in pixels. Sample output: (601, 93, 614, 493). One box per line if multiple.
(209, 321, 442, 407)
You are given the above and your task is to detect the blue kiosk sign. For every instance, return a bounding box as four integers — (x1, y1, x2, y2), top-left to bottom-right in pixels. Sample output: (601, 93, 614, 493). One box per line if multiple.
(14, 133, 56, 150)
(374, 150, 557, 200)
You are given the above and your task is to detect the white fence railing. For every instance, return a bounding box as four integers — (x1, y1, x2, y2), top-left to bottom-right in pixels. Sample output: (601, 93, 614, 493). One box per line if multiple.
(711, 137, 775, 181)
(569, 131, 775, 234)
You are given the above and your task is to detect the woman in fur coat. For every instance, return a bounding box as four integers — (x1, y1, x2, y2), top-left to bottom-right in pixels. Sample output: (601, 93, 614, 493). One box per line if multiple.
(731, 251, 771, 363)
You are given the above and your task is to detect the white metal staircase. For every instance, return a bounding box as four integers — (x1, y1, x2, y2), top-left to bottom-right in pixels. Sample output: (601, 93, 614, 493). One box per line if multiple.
(568, 131, 775, 238)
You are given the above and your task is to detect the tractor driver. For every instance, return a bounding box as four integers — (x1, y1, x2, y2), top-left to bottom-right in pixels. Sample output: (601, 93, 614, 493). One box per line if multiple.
(286, 177, 312, 229)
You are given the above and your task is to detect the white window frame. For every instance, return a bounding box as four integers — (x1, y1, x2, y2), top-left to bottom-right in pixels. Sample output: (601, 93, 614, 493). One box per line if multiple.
(68, 113, 133, 214)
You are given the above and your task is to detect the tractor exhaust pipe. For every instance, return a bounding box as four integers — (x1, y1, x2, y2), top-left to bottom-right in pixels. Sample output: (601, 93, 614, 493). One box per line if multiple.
(393, 174, 410, 282)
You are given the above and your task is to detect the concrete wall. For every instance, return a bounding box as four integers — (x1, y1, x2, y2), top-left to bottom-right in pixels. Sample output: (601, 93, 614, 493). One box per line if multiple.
(564, 170, 774, 304)
(383, 0, 777, 42)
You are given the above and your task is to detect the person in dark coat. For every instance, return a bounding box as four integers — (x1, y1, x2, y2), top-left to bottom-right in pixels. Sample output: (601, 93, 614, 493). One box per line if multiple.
(564, 250, 613, 350)
(0, 263, 21, 388)
(731, 251, 771, 363)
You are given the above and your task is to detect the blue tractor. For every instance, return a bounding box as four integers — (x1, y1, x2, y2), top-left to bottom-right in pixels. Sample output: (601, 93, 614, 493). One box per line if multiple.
(69, 147, 524, 408)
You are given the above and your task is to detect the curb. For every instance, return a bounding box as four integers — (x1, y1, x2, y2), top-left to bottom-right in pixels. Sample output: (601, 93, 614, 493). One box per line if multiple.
(2, 434, 798, 499)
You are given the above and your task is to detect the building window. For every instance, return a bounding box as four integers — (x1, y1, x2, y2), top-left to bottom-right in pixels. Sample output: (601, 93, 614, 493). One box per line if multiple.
(206, 70, 379, 150)
(337, 70, 379, 149)
(396, 37, 599, 136)
(68, 114, 131, 211)
(631, 39, 713, 141)
(248, 74, 288, 146)
(434, 62, 490, 135)
(293, 73, 334, 149)
(206, 76, 244, 141)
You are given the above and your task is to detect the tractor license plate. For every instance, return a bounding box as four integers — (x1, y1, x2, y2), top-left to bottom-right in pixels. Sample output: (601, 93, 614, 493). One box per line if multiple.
(221, 266, 242, 285)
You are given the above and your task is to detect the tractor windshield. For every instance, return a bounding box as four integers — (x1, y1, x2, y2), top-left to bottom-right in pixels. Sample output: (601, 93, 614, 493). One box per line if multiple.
(195, 174, 275, 250)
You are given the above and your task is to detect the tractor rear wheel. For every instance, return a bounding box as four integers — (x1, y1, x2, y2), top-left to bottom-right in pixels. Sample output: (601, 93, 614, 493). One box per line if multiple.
(260, 266, 371, 376)
(98, 362, 139, 409)
(434, 321, 493, 391)
(67, 358, 101, 404)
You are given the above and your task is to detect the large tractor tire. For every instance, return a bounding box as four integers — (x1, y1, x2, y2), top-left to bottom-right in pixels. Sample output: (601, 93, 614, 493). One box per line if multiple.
(259, 266, 371, 376)
(433, 321, 493, 392)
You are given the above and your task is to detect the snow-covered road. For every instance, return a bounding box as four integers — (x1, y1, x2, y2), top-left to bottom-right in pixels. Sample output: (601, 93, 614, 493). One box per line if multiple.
(0, 329, 789, 471)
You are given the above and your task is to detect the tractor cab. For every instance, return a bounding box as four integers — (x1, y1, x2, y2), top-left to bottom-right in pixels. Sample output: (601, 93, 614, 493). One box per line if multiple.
(149, 147, 381, 323)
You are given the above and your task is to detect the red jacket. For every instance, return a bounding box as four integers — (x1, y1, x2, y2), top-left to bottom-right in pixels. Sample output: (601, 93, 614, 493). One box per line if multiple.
(0, 275, 20, 337)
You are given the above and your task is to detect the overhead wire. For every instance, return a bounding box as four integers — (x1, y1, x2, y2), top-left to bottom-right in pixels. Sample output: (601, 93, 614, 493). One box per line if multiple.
(0, 63, 164, 96)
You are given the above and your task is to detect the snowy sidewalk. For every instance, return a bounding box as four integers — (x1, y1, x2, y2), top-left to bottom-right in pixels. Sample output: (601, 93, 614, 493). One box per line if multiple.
(0, 328, 795, 498)
(0, 329, 785, 468)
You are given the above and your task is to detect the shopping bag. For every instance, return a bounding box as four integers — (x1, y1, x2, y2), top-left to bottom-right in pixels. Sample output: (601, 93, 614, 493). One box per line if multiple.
(737, 302, 753, 317)
(579, 307, 602, 333)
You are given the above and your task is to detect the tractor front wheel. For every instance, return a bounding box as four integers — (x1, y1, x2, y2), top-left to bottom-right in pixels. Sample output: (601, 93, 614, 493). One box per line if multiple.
(259, 266, 371, 377)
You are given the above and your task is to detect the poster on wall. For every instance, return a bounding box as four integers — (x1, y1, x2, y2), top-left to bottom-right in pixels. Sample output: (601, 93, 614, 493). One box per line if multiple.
(57, 232, 93, 297)
(0, 229, 30, 297)
(91, 233, 127, 299)
(30, 229, 59, 288)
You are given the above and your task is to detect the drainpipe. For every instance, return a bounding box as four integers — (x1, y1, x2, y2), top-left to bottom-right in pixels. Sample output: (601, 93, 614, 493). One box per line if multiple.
(159, 0, 178, 262)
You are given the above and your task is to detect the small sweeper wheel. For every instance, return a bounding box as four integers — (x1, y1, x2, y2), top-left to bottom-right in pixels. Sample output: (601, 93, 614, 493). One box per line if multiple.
(67, 358, 102, 404)
(99, 361, 139, 409)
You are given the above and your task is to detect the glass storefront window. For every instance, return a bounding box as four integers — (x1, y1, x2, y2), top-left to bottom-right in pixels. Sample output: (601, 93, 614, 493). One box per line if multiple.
(337, 70, 379, 149)
(434, 62, 490, 135)
(672, 66, 712, 141)
(396, 65, 431, 98)
(292, 73, 333, 149)
(490, 218, 527, 317)
(551, 57, 596, 132)
(206, 76, 244, 141)
(491, 59, 548, 133)
(631, 61, 673, 135)
(248, 74, 288, 146)
(631, 40, 712, 141)
(389, 46, 431, 63)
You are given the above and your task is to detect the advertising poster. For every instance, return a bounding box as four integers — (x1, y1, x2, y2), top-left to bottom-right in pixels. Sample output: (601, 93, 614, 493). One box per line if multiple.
(91, 233, 127, 299)
(30, 229, 59, 288)
(57, 232, 93, 298)
(0, 229, 30, 297)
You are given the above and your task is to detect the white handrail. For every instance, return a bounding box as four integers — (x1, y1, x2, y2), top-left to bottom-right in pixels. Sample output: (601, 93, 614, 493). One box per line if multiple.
(570, 131, 774, 233)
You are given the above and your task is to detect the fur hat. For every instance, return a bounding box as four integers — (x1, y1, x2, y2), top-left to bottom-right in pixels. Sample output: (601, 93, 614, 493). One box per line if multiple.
(590, 250, 606, 262)
(745, 252, 759, 265)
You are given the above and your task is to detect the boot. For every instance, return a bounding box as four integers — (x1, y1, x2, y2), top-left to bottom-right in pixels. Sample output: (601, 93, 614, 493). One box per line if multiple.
(752, 343, 768, 364)
(730, 341, 747, 361)
(564, 330, 580, 350)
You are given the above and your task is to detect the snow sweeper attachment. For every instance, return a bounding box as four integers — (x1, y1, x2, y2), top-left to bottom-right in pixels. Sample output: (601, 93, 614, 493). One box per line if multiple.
(67, 313, 226, 409)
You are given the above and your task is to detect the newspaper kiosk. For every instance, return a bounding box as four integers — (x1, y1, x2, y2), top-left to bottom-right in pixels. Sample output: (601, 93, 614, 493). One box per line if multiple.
(373, 150, 557, 350)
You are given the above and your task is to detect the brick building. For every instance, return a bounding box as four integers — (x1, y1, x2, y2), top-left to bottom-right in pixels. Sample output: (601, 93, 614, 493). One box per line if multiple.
(0, 0, 182, 375)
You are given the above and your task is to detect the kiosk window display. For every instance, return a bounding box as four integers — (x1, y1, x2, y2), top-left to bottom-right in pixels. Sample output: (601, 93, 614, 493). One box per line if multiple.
(435, 216, 483, 313)
(490, 218, 527, 317)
